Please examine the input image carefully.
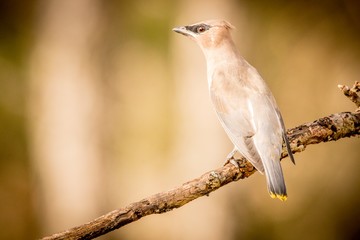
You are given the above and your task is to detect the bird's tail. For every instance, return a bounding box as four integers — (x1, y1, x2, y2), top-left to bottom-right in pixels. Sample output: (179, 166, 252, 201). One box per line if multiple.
(264, 160, 287, 201)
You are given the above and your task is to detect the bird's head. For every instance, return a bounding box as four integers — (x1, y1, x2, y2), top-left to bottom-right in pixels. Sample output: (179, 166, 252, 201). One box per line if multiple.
(173, 19, 235, 50)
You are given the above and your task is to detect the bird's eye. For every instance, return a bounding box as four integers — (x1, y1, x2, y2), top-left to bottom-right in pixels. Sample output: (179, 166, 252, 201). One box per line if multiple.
(197, 26, 206, 33)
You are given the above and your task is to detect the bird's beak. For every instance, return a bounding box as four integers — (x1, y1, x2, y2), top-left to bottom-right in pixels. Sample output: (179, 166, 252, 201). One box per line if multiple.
(172, 26, 192, 37)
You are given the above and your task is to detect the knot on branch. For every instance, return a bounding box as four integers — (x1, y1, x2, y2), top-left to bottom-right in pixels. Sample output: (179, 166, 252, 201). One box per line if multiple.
(338, 81, 360, 110)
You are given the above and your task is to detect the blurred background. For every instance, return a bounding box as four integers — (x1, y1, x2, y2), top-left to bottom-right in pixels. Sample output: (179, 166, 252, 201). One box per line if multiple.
(0, 0, 359, 239)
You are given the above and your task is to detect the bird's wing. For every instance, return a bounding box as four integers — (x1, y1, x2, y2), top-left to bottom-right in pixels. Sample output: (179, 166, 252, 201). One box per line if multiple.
(210, 67, 284, 174)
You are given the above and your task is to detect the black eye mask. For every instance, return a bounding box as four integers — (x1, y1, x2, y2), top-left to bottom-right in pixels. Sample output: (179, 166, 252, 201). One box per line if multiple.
(185, 24, 211, 34)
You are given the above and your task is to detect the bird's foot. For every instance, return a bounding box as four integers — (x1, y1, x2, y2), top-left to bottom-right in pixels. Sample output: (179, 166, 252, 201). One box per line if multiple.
(228, 158, 241, 168)
(224, 148, 240, 168)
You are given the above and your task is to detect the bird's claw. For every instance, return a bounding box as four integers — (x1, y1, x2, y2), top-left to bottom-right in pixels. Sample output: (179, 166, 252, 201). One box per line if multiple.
(223, 148, 240, 168)
(229, 158, 240, 168)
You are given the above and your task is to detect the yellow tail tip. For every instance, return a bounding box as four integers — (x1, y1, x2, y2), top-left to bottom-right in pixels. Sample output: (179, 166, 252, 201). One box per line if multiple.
(270, 193, 287, 201)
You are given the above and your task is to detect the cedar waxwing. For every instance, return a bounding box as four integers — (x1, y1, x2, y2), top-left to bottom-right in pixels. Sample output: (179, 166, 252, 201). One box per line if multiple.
(173, 19, 295, 201)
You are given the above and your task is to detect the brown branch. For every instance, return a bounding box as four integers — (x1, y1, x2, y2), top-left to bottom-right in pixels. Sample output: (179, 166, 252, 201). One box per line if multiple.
(41, 83, 360, 240)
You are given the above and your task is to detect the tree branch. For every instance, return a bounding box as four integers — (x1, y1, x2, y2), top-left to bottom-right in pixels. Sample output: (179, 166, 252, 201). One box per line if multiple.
(41, 82, 360, 240)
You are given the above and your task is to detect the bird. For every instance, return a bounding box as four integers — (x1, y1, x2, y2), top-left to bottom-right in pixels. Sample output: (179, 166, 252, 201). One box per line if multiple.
(173, 19, 295, 201)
